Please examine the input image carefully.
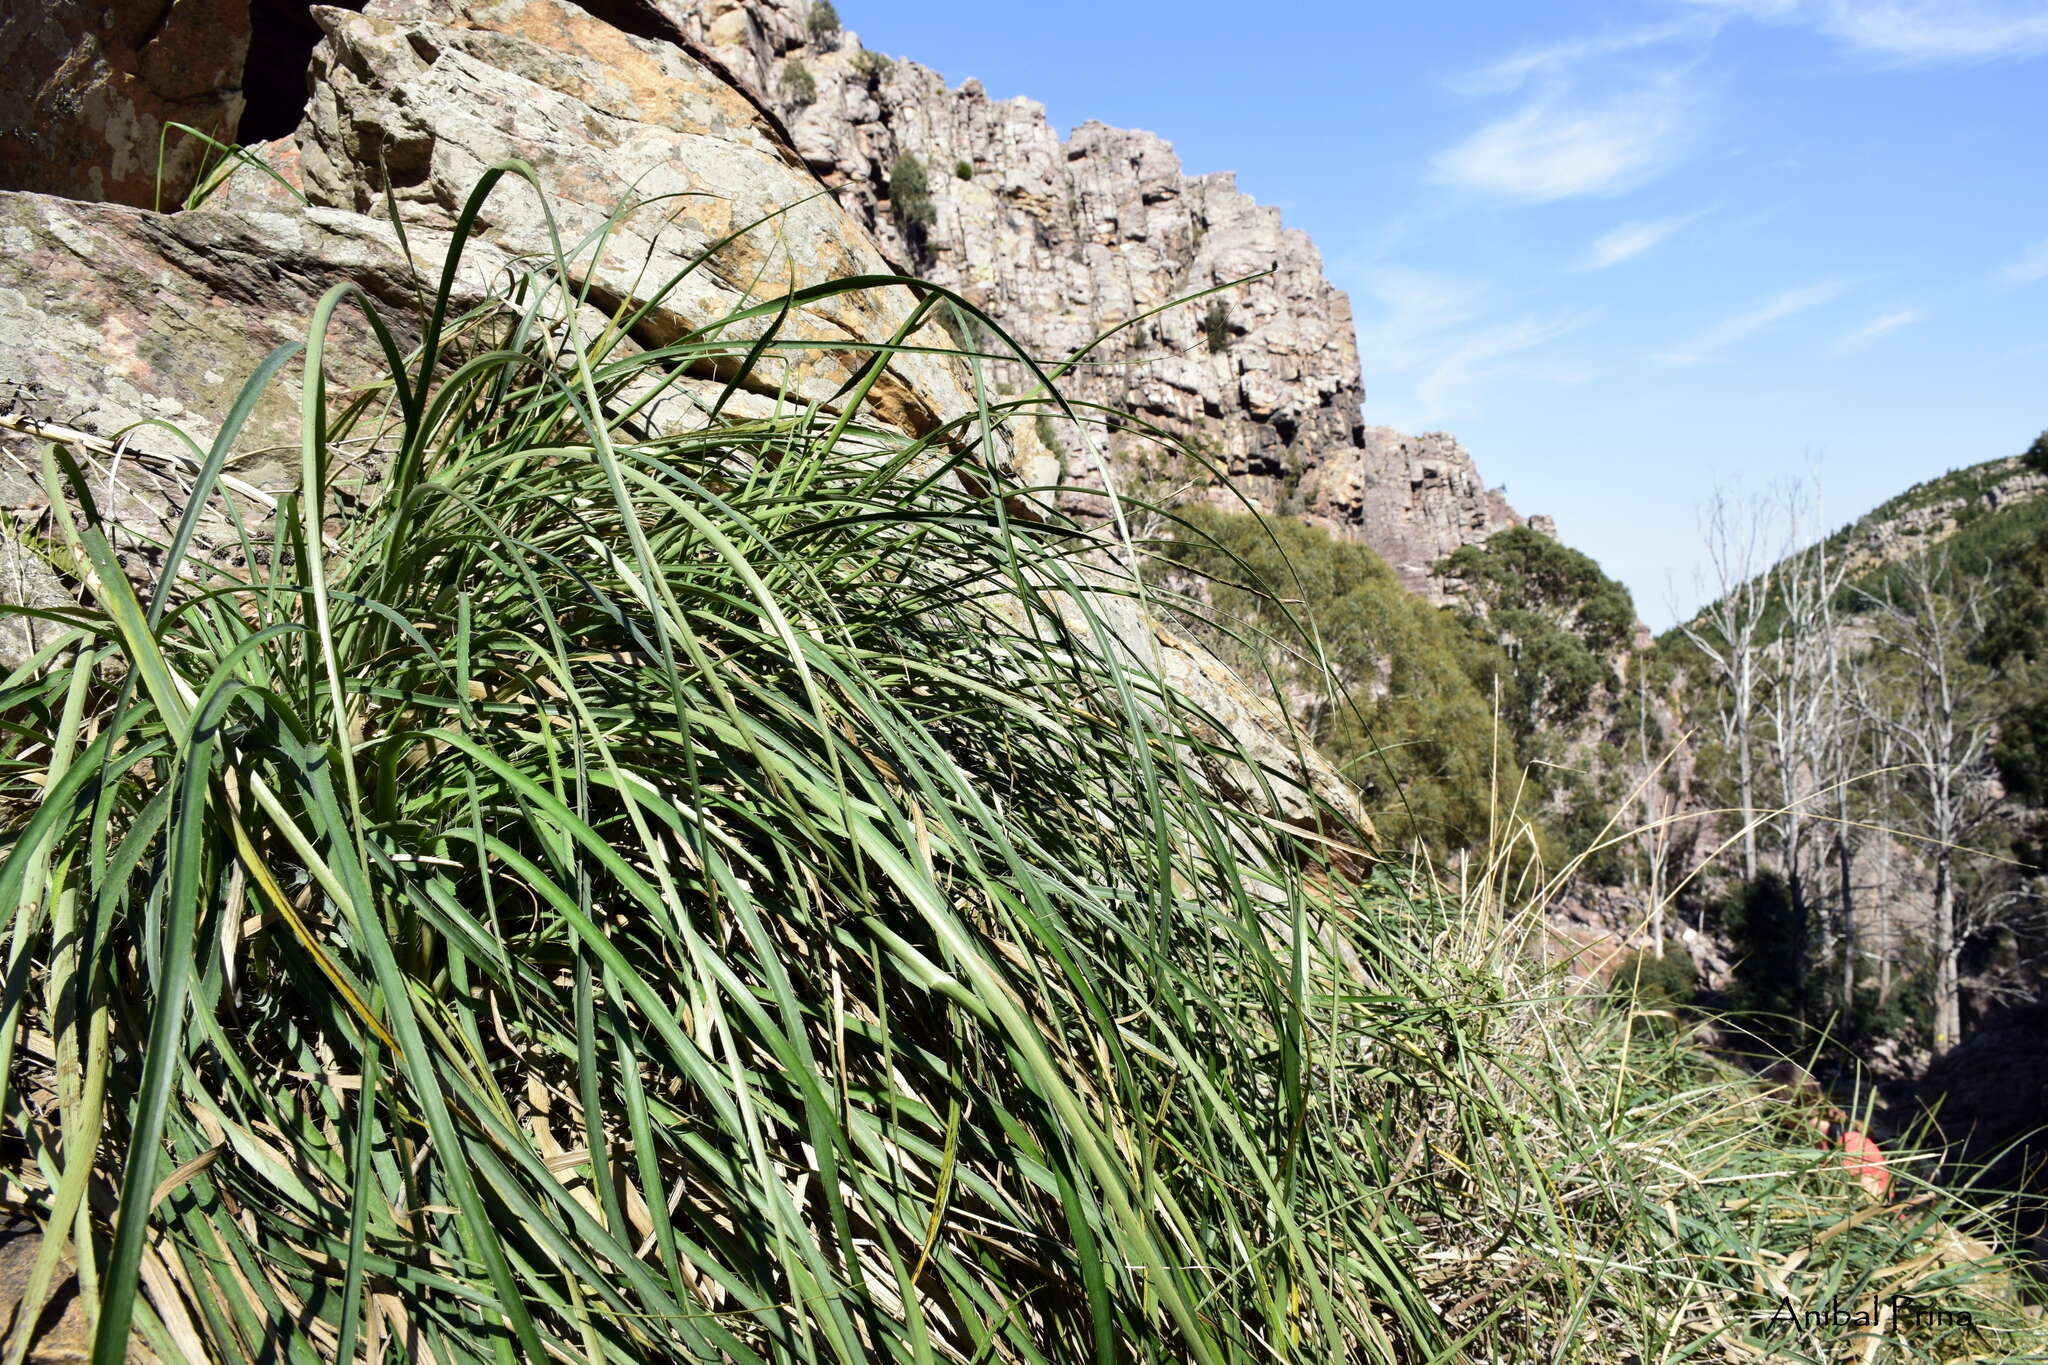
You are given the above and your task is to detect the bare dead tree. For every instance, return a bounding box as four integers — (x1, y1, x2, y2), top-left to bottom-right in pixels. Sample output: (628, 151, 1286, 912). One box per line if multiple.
(1677, 489, 1782, 883)
(1758, 480, 1853, 1002)
(1855, 550, 1997, 1051)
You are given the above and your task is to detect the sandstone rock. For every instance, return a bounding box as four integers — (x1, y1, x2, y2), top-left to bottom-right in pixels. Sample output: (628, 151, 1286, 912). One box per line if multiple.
(289, 0, 990, 447)
(0, 0, 253, 210)
(663, 9, 1367, 502)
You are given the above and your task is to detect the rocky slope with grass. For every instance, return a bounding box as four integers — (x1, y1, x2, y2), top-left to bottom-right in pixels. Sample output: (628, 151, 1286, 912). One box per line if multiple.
(1, 0, 1379, 834)
(0, 5, 2040, 1360)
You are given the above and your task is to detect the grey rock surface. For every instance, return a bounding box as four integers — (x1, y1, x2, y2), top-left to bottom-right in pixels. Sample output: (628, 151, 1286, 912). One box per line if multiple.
(664, 1, 1527, 585)
(0, 0, 253, 209)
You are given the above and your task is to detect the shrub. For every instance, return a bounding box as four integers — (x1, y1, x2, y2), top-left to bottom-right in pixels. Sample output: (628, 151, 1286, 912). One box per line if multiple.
(887, 151, 934, 234)
(1155, 506, 1506, 851)
(2026, 429, 2048, 475)
(806, 0, 840, 46)
(953, 157, 974, 180)
(1202, 297, 1232, 353)
(851, 47, 893, 83)
(778, 57, 817, 106)
(1608, 948, 1699, 1012)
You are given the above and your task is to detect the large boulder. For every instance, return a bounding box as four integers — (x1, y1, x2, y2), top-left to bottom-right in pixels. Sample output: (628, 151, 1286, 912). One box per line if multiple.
(0, 0, 252, 209)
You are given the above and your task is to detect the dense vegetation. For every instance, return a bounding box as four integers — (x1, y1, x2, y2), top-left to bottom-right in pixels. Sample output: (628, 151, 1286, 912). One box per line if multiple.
(1155, 509, 1647, 884)
(0, 170, 2034, 1362)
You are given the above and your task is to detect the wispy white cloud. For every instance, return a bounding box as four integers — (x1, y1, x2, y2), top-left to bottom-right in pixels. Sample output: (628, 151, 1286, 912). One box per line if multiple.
(1459, 19, 1711, 93)
(1582, 214, 1701, 269)
(1819, 1, 2048, 62)
(1414, 316, 1591, 417)
(1683, 0, 2048, 63)
(1660, 280, 1848, 365)
(2002, 237, 2048, 284)
(1833, 307, 1923, 352)
(1676, 0, 1801, 18)
(1431, 80, 1695, 201)
(1354, 268, 1588, 424)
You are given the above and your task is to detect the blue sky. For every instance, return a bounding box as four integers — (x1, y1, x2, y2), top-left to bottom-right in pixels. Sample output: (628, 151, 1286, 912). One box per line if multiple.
(851, 1, 2048, 626)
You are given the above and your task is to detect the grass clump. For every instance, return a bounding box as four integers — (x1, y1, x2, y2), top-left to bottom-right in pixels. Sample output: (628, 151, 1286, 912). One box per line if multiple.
(851, 48, 893, 84)
(954, 158, 974, 181)
(887, 152, 934, 236)
(807, 0, 841, 47)
(0, 167, 2035, 1364)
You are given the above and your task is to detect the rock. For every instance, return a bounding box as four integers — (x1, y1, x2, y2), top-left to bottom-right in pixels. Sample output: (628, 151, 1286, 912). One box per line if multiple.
(5, 0, 1535, 591)
(291, 0, 989, 446)
(0, 0, 253, 210)
(664, 2, 1522, 581)
(0, 1222, 89, 1363)
(1297, 426, 1525, 597)
(1919, 1002, 2048, 1260)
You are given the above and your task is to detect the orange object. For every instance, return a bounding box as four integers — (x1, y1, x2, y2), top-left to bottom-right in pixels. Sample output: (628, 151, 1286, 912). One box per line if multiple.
(1835, 1128, 1892, 1201)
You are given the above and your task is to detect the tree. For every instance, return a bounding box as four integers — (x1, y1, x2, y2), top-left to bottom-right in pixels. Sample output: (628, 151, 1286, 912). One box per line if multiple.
(2024, 429, 2048, 476)
(1439, 524, 1636, 741)
(807, 1, 841, 47)
(1855, 551, 1998, 1051)
(1755, 482, 1852, 1005)
(1676, 490, 1782, 882)
(1156, 508, 1507, 853)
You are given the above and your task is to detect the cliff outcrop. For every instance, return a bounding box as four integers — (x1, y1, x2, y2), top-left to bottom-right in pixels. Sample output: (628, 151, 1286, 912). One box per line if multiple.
(662, 1, 1531, 590)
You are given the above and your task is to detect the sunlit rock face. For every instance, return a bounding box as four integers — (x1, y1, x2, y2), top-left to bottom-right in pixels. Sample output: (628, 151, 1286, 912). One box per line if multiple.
(663, 1, 1529, 587)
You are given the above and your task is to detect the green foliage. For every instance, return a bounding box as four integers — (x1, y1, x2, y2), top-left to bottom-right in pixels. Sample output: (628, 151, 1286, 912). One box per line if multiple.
(1157, 506, 1506, 850)
(806, 0, 840, 44)
(886, 152, 934, 235)
(777, 59, 818, 108)
(851, 47, 893, 82)
(953, 158, 974, 180)
(1608, 948, 1699, 1012)
(1714, 872, 1808, 1046)
(778, 57, 817, 106)
(1201, 297, 1232, 353)
(2025, 429, 2048, 475)
(1439, 525, 1636, 740)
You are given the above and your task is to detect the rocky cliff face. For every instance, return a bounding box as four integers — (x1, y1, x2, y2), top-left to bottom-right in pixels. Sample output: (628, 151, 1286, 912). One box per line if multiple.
(661, 0, 1531, 591)
(0, 0, 1533, 593)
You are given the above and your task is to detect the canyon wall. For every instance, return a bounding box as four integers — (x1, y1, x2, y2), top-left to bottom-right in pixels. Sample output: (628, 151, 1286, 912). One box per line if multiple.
(0, 0, 1537, 595)
(661, 0, 1532, 592)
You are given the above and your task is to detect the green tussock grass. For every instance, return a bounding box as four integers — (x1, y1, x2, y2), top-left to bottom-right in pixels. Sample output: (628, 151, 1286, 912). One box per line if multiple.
(0, 165, 2038, 1363)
